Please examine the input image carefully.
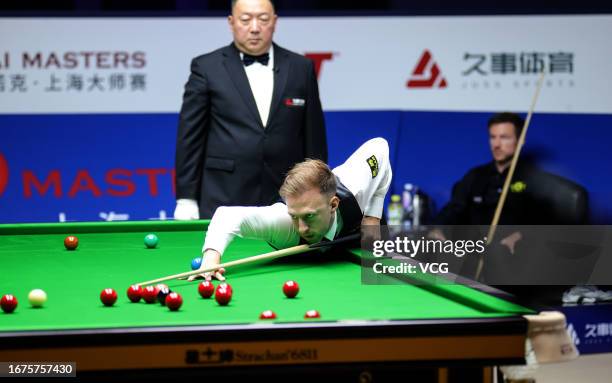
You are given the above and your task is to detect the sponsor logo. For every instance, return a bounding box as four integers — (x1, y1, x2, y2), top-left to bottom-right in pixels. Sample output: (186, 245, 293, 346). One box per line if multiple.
(304, 52, 334, 80)
(584, 322, 612, 343)
(185, 346, 319, 365)
(510, 181, 527, 193)
(366, 155, 378, 178)
(0, 153, 8, 196)
(461, 51, 575, 90)
(567, 323, 580, 346)
(406, 50, 447, 89)
(284, 98, 305, 107)
(20, 168, 174, 198)
(0, 51, 148, 94)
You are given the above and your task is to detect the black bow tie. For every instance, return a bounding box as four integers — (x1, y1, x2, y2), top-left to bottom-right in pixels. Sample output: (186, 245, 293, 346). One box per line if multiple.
(242, 52, 270, 66)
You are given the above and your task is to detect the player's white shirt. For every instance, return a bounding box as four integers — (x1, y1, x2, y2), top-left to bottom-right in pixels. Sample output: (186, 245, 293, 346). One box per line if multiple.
(202, 138, 392, 256)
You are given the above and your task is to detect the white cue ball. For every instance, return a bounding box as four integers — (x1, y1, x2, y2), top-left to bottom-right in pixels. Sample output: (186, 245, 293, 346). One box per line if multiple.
(28, 289, 47, 308)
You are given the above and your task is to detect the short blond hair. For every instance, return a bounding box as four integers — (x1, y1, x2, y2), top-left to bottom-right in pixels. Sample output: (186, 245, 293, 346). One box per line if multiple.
(279, 159, 337, 199)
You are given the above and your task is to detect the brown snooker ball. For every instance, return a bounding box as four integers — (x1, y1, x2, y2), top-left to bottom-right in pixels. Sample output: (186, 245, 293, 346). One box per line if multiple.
(64, 235, 79, 250)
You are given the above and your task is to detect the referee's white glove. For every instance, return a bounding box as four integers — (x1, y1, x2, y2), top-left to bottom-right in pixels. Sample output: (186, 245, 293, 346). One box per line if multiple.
(174, 199, 200, 220)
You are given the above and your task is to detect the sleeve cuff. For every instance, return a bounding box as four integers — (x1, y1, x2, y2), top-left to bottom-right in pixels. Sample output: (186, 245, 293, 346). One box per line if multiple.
(364, 195, 385, 219)
(176, 198, 198, 207)
(202, 233, 233, 257)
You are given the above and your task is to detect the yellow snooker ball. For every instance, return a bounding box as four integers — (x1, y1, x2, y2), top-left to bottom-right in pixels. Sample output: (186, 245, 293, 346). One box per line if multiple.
(28, 289, 47, 308)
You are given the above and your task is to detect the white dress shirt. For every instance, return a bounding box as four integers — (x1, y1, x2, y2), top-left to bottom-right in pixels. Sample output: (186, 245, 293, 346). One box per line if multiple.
(202, 138, 392, 256)
(240, 45, 274, 127)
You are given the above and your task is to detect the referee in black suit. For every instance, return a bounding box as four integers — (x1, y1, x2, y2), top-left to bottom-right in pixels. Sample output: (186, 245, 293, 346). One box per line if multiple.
(174, 0, 328, 219)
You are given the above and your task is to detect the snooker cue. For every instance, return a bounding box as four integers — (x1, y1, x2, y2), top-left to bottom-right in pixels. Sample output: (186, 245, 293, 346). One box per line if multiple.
(137, 232, 361, 286)
(474, 70, 546, 281)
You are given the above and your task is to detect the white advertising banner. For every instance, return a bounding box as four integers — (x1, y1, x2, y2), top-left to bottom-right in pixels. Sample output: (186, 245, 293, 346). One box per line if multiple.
(0, 15, 610, 114)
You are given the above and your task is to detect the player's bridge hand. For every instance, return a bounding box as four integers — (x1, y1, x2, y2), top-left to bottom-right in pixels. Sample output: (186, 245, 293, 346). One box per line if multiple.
(187, 267, 226, 282)
(187, 249, 226, 282)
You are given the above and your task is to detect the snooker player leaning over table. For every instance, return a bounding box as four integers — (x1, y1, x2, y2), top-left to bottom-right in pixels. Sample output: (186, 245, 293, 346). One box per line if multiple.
(188, 137, 392, 281)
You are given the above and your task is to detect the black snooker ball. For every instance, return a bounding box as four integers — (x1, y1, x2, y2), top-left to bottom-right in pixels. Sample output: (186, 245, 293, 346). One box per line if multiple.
(157, 287, 171, 306)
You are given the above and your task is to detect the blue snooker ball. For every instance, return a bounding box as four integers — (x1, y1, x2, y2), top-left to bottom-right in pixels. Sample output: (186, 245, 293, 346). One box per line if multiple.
(191, 257, 202, 270)
(144, 233, 159, 249)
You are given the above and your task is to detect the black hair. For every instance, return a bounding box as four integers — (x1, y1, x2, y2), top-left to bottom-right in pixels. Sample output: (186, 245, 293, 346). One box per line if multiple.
(487, 112, 525, 138)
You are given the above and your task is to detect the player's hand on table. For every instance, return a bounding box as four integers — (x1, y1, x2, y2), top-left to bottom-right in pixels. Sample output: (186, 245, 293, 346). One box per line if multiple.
(174, 199, 200, 220)
(361, 216, 381, 251)
(188, 249, 226, 281)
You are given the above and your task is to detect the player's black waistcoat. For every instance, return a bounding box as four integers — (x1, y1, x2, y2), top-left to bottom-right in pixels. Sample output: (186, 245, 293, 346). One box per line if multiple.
(333, 176, 363, 238)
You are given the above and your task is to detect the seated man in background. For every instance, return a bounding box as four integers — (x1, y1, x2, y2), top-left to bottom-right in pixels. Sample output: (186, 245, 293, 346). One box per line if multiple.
(434, 112, 544, 229)
(430, 112, 586, 383)
(430, 112, 586, 301)
(189, 138, 392, 281)
(431, 112, 545, 262)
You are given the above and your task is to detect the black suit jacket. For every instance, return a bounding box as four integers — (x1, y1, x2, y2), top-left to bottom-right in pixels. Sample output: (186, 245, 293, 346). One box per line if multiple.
(175, 43, 328, 218)
(434, 161, 549, 225)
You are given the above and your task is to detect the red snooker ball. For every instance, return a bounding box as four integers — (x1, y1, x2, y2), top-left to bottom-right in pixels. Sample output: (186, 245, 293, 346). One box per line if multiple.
(198, 281, 215, 299)
(1, 294, 18, 313)
(64, 235, 79, 250)
(259, 310, 277, 320)
(304, 309, 320, 319)
(142, 286, 158, 303)
(127, 285, 143, 303)
(100, 288, 118, 307)
(283, 280, 299, 298)
(165, 292, 183, 311)
(215, 283, 232, 306)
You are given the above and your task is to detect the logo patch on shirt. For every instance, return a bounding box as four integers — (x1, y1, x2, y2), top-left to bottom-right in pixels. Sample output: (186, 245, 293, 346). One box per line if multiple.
(510, 181, 527, 193)
(366, 155, 378, 178)
(284, 98, 305, 107)
(473, 196, 483, 203)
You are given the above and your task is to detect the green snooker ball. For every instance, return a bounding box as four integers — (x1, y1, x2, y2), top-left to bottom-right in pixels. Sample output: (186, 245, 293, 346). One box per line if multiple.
(144, 234, 159, 249)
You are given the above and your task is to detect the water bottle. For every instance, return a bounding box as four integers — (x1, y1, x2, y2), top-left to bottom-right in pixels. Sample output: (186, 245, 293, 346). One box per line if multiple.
(412, 187, 421, 229)
(387, 194, 403, 236)
(402, 183, 414, 231)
